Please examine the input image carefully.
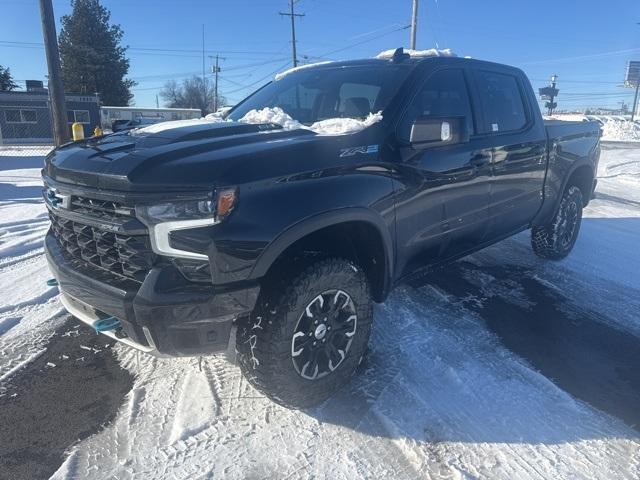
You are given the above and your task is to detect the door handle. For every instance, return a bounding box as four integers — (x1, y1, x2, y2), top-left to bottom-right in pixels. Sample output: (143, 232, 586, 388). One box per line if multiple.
(470, 153, 491, 166)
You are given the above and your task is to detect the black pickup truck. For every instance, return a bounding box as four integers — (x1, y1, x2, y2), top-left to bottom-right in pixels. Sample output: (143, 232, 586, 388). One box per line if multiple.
(43, 49, 600, 408)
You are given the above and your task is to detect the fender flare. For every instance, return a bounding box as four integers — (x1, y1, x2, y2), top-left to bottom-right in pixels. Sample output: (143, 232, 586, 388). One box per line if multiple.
(535, 158, 595, 226)
(557, 159, 596, 206)
(250, 208, 394, 299)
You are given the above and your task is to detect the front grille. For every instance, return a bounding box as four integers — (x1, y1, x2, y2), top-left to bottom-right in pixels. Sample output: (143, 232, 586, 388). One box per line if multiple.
(48, 196, 156, 282)
(70, 196, 134, 221)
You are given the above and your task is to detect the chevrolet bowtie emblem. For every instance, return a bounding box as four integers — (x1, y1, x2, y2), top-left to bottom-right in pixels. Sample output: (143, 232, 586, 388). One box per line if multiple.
(45, 187, 71, 209)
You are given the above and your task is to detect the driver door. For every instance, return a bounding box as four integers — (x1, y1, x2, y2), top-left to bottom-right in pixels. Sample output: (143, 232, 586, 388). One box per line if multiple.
(394, 67, 492, 278)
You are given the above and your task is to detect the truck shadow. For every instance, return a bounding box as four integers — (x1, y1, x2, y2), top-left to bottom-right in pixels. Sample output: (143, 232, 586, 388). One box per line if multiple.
(0, 153, 48, 171)
(313, 217, 640, 444)
(0, 182, 44, 202)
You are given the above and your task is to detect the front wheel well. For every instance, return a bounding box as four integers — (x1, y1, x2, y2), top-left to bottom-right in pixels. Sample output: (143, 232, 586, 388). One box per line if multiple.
(262, 221, 389, 302)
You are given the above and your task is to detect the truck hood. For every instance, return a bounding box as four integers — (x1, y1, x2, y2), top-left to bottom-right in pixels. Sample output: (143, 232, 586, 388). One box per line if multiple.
(43, 121, 363, 192)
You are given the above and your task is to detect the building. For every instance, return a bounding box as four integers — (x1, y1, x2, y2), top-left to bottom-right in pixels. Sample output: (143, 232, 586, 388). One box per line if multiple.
(0, 81, 100, 145)
(100, 106, 201, 129)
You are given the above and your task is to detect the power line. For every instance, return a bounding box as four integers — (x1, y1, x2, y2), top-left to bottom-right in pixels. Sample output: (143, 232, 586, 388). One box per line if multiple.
(223, 60, 292, 96)
(315, 24, 410, 59)
(0, 40, 288, 57)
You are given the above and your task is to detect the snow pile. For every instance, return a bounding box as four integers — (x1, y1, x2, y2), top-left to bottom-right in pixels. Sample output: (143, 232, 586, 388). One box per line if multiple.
(601, 119, 640, 142)
(132, 116, 226, 135)
(238, 106, 303, 130)
(307, 111, 383, 135)
(548, 114, 640, 142)
(204, 106, 233, 120)
(275, 61, 334, 81)
(544, 114, 589, 122)
(376, 48, 456, 59)
(239, 107, 383, 135)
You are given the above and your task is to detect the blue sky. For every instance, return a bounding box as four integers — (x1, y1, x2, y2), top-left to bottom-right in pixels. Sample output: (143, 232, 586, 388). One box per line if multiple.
(1, 0, 639, 111)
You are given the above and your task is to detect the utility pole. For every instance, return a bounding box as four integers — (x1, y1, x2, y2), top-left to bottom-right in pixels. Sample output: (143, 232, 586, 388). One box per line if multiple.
(280, 0, 304, 68)
(155, 94, 159, 109)
(38, 0, 69, 145)
(410, 0, 419, 50)
(210, 54, 224, 112)
(202, 24, 207, 111)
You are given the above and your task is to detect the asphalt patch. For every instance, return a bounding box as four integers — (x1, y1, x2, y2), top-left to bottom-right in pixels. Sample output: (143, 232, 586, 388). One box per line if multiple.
(0, 318, 133, 480)
(413, 261, 640, 430)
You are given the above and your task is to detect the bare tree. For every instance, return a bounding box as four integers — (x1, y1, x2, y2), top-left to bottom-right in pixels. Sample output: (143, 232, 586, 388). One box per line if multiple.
(160, 76, 225, 115)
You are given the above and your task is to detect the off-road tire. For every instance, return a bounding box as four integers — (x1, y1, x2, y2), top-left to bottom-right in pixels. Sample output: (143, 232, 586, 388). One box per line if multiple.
(531, 185, 583, 260)
(236, 257, 372, 409)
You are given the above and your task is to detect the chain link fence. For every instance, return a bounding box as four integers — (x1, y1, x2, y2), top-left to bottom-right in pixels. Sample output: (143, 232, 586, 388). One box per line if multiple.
(0, 90, 101, 159)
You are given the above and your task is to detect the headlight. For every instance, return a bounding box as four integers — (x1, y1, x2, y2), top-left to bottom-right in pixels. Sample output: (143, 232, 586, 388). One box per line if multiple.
(136, 187, 237, 261)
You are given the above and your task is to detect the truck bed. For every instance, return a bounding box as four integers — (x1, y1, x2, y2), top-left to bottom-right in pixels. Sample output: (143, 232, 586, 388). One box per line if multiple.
(544, 119, 601, 142)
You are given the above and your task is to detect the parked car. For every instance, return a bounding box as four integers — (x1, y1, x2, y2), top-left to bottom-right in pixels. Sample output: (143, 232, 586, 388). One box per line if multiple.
(43, 49, 600, 409)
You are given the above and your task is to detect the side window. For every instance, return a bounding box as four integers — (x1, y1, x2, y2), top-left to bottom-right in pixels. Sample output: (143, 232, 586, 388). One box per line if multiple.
(474, 71, 527, 133)
(74, 110, 90, 124)
(399, 69, 473, 141)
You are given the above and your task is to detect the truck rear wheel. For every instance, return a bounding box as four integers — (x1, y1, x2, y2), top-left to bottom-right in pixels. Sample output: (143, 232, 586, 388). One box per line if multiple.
(531, 185, 583, 260)
(236, 257, 372, 409)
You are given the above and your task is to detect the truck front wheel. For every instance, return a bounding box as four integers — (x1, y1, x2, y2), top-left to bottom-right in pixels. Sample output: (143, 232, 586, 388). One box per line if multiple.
(531, 185, 584, 260)
(236, 257, 372, 409)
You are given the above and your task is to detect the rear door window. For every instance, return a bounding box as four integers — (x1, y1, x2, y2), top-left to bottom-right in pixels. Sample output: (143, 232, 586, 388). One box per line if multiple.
(474, 70, 527, 133)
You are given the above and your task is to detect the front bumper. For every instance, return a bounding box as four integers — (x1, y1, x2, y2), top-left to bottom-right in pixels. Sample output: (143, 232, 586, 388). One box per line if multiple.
(45, 232, 259, 356)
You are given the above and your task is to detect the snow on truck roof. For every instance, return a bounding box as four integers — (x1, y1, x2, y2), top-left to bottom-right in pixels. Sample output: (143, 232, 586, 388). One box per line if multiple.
(274, 61, 335, 80)
(273, 48, 458, 81)
(375, 48, 457, 59)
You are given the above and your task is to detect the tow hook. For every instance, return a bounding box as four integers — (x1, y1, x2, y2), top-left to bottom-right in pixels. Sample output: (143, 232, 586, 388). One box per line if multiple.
(93, 316, 122, 333)
(46, 278, 59, 287)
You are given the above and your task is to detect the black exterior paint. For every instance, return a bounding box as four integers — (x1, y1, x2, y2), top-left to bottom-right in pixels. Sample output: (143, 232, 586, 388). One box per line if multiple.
(42, 56, 601, 356)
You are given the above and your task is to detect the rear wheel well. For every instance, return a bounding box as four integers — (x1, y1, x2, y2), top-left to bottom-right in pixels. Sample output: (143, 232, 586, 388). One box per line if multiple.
(262, 221, 388, 302)
(566, 165, 594, 206)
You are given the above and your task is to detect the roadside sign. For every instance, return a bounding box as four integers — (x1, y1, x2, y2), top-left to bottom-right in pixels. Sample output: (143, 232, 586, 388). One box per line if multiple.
(539, 86, 559, 99)
(625, 61, 640, 87)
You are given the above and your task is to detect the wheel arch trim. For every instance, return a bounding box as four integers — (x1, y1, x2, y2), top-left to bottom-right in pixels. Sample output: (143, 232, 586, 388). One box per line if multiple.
(249, 208, 394, 300)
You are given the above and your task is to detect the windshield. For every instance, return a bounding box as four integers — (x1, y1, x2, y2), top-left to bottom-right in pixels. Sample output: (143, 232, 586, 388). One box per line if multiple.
(227, 65, 411, 124)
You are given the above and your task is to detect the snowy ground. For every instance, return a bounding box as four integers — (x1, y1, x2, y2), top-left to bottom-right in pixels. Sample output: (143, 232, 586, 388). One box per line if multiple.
(1, 145, 639, 479)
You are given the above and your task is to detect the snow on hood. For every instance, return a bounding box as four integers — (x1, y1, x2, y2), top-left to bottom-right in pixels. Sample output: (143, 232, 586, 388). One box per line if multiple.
(274, 61, 334, 81)
(238, 107, 383, 135)
(375, 48, 457, 59)
(132, 116, 226, 135)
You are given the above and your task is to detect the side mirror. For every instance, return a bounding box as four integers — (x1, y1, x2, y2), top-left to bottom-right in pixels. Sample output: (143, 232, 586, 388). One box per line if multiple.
(409, 116, 469, 149)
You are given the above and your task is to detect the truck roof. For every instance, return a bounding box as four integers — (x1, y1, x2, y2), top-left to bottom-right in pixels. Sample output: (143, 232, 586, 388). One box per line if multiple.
(276, 54, 523, 78)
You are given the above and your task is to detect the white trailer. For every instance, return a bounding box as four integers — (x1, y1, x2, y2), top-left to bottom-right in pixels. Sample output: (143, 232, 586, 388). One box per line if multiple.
(100, 106, 201, 129)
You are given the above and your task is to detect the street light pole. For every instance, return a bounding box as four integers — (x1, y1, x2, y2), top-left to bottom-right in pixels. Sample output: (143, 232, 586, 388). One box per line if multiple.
(549, 74, 558, 116)
(631, 81, 639, 122)
(38, 0, 69, 145)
